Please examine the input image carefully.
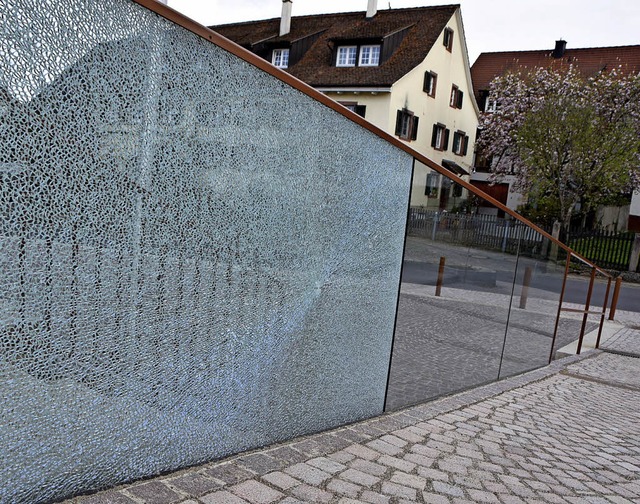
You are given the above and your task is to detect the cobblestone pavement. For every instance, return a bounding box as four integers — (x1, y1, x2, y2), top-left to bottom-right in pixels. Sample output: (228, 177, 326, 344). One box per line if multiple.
(64, 349, 640, 504)
(600, 327, 640, 357)
(386, 287, 592, 410)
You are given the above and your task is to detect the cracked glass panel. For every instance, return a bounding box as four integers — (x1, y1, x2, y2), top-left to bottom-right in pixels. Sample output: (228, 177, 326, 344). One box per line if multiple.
(0, 1, 412, 501)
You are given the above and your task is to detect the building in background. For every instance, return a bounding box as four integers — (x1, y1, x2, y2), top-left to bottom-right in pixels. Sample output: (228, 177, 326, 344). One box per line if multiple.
(212, 0, 479, 210)
(470, 41, 640, 230)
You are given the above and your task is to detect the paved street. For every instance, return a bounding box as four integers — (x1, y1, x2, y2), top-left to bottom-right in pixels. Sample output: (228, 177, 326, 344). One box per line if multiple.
(64, 328, 640, 504)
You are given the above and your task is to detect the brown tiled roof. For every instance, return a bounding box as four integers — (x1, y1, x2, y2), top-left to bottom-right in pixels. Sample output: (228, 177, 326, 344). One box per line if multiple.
(471, 44, 640, 98)
(211, 5, 458, 87)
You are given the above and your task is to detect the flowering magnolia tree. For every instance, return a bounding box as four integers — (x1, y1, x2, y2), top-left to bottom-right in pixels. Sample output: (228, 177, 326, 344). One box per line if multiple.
(477, 65, 640, 233)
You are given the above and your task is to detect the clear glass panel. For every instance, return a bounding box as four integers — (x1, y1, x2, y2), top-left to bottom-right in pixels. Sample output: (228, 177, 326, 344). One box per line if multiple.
(499, 227, 566, 378)
(386, 172, 518, 410)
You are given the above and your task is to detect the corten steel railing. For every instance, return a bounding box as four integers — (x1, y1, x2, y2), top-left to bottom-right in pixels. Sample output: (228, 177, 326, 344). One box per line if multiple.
(0, 0, 619, 502)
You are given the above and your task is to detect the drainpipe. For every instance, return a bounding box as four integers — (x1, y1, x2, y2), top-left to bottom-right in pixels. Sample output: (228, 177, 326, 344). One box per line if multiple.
(280, 0, 292, 36)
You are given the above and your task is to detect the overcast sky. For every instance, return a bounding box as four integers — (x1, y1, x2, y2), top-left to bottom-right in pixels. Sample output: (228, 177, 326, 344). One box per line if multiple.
(167, 0, 640, 64)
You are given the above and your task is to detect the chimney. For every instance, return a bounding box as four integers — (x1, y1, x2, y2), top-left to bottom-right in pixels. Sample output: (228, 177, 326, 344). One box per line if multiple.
(280, 0, 292, 37)
(553, 39, 567, 58)
(366, 0, 377, 18)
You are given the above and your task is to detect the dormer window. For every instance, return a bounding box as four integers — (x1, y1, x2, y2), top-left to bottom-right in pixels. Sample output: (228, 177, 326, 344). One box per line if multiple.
(337, 46, 358, 66)
(359, 45, 380, 66)
(443, 27, 454, 52)
(336, 44, 381, 67)
(272, 48, 290, 68)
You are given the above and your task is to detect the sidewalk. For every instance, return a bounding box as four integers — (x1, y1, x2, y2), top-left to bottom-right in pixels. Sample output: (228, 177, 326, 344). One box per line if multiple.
(63, 327, 640, 504)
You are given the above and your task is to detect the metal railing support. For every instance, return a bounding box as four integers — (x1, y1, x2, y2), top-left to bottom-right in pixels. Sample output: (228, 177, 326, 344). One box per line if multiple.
(608, 277, 622, 320)
(519, 266, 532, 309)
(576, 267, 597, 355)
(435, 256, 446, 297)
(549, 256, 571, 363)
(595, 277, 612, 349)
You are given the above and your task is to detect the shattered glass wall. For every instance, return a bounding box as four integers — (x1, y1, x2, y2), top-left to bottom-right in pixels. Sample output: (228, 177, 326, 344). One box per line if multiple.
(0, 1, 412, 502)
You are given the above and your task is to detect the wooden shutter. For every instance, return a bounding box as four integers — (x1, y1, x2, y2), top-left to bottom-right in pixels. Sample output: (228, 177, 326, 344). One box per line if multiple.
(395, 110, 403, 136)
(411, 116, 419, 140)
(456, 90, 464, 108)
(423, 72, 431, 93)
(443, 129, 450, 150)
(431, 124, 438, 147)
(462, 135, 469, 156)
(355, 105, 366, 118)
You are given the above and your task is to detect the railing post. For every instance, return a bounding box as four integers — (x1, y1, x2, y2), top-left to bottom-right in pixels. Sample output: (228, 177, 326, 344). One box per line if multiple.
(549, 256, 571, 363)
(609, 277, 623, 320)
(519, 266, 532, 309)
(596, 277, 612, 349)
(435, 256, 446, 297)
(629, 233, 640, 272)
(576, 267, 597, 355)
(431, 212, 439, 241)
(501, 219, 510, 253)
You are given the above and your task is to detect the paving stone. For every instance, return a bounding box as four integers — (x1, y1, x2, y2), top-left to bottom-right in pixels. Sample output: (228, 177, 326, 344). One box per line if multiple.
(127, 481, 180, 504)
(200, 490, 249, 504)
(404, 453, 435, 468)
(381, 481, 417, 500)
(327, 477, 362, 497)
(330, 450, 357, 464)
(229, 480, 283, 504)
(349, 458, 388, 477)
(432, 481, 465, 497)
(359, 490, 391, 504)
(261, 471, 300, 490)
(377, 454, 416, 473)
(290, 484, 334, 503)
(236, 453, 284, 475)
(466, 489, 501, 503)
(307, 456, 347, 474)
(169, 473, 220, 497)
(284, 463, 331, 485)
(390, 471, 426, 490)
(422, 492, 451, 504)
(345, 444, 381, 461)
(340, 468, 380, 487)
(205, 464, 254, 485)
(268, 446, 307, 465)
(78, 492, 137, 504)
(279, 499, 305, 504)
(417, 466, 450, 481)
(366, 439, 404, 456)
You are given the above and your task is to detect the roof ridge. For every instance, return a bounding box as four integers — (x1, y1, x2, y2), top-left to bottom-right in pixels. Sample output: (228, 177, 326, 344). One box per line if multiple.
(477, 43, 640, 58)
(210, 4, 459, 29)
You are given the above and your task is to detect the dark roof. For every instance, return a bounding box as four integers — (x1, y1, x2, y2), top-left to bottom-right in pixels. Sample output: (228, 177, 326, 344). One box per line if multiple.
(211, 5, 459, 88)
(471, 44, 640, 98)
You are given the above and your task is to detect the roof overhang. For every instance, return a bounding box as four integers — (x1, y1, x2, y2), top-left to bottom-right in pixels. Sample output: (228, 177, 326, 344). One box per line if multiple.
(316, 87, 392, 94)
(442, 159, 469, 176)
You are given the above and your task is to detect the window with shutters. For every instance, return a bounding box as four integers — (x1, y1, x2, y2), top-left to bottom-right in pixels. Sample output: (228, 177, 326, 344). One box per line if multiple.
(450, 84, 463, 109)
(431, 123, 449, 151)
(338, 101, 366, 118)
(443, 28, 454, 52)
(452, 183, 463, 198)
(423, 71, 437, 97)
(425, 172, 440, 197)
(395, 109, 419, 141)
(272, 48, 289, 68)
(452, 130, 469, 156)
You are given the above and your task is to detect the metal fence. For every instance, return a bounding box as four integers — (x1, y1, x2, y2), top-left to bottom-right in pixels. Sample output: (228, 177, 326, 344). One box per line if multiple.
(408, 208, 551, 258)
(568, 229, 636, 271)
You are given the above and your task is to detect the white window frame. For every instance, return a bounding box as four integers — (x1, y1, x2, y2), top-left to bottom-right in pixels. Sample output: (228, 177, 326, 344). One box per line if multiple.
(272, 48, 290, 68)
(359, 45, 380, 66)
(485, 97, 498, 113)
(337, 46, 357, 67)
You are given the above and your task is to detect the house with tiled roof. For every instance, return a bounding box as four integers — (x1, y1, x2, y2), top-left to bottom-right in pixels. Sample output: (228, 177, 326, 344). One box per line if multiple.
(212, 0, 479, 209)
(470, 41, 640, 230)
